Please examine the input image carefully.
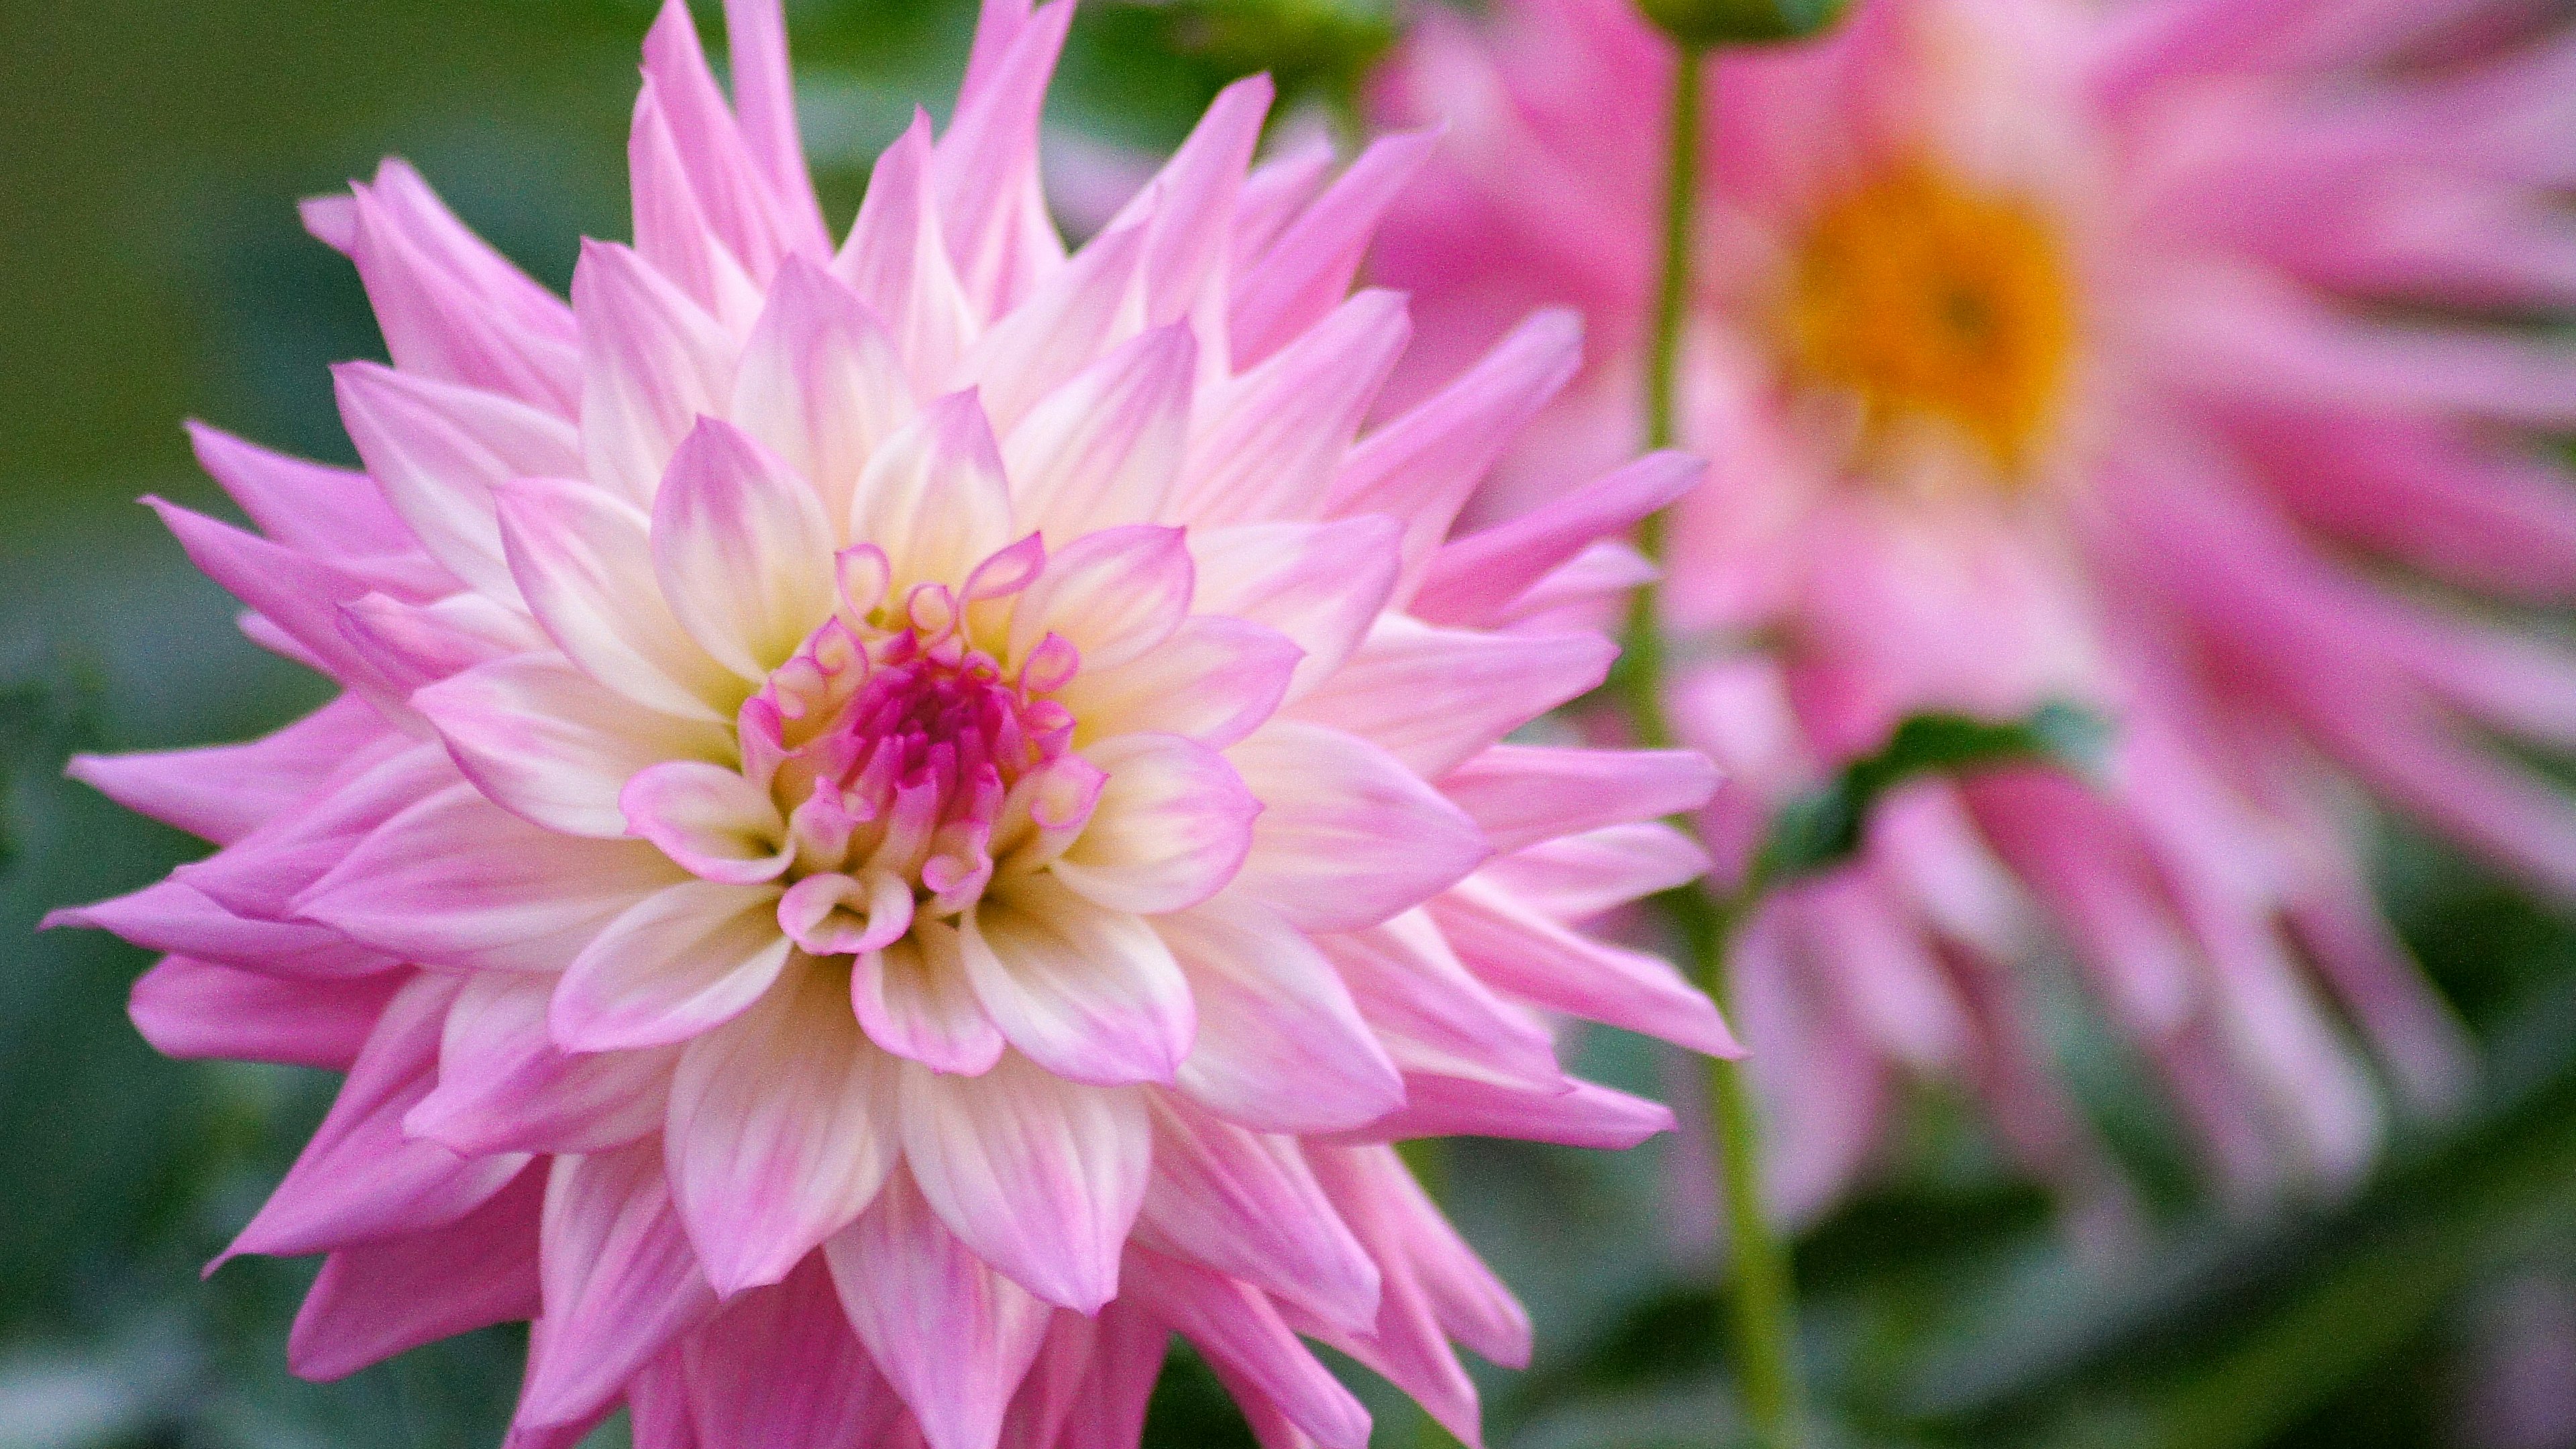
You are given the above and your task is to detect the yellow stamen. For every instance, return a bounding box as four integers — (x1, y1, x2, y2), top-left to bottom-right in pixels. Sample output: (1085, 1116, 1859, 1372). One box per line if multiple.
(1780, 159, 2076, 481)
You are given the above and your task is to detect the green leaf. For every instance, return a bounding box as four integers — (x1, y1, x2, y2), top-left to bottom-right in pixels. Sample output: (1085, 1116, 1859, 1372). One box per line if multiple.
(1757, 702, 2107, 883)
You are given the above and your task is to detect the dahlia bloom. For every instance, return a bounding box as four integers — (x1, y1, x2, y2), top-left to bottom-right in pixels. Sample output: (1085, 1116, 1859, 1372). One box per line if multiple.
(47, 1, 1738, 1442)
(1376, 0, 2576, 1214)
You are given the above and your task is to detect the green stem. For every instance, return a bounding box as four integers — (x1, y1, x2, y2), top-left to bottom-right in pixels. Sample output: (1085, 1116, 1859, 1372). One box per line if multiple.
(1612, 41, 1805, 1449)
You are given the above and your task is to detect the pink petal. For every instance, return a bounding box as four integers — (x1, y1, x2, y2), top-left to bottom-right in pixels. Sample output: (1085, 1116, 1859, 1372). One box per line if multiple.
(1122, 1247, 1373, 1449)
(826, 1169, 1054, 1449)
(289, 1162, 545, 1381)
(517, 1140, 718, 1428)
(1319, 911, 1562, 1091)
(418, 653, 731, 839)
(129, 957, 399, 1071)
(636, 0, 797, 287)
(1432, 879, 1742, 1058)
(1326, 309, 1583, 597)
(681, 1253, 905, 1449)
(653, 417, 841, 680)
(1474, 822, 1712, 921)
(184, 420, 423, 574)
(223, 975, 530, 1263)
(718, 0, 830, 259)
(333, 360, 581, 603)
(1228, 127, 1438, 369)
(67, 693, 393, 846)
(849, 389, 1016, 594)
(550, 879, 792, 1051)
(832, 113, 975, 388)
(1007, 525, 1192, 674)
(1351, 1074, 1675, 1150)
(51, 879, 396, 979)
(666, 961, 898, 1295)
(1138, 1094, 1380, 1334)
(496, 476, 738, 722)
(960, 219, 1146, 435)
(621, 760, 794, 883)
(299, 784, 683, 974)
(1175, 289, 1410, 528)
(1053, 615, 1301, 750)
(961, 874, 1195, 1087)
(853, 920, 1009, 1075)
(405, 970, 678, 1156)
(331, 160, 582, 416)
(1002, 1300, 1167, 1449)
(1226, 722, 1491, 933)
(1002, 323, 1195, 541)
(897, 1054, 1150, 1313)
(930, 0, 1074, 313)
(1157, 893, 1403, 1133)
(1439, 745, 1719, 855)
(1113, 74, 1271, 331)
(1411, 450, 1703, 627)
(144, 498, 423, 719)
(1187, 515, 1400, 698)
(1051, 732, 1258, 916)
(731, 257, 914, 525)
(1289, 619, 1615, 778)
(572, 238, 737, 507)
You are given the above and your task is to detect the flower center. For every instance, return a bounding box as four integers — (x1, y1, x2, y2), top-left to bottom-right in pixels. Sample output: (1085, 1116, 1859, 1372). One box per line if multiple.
(1778, 158, 2077, 483)
(746, 545, 1104, 958)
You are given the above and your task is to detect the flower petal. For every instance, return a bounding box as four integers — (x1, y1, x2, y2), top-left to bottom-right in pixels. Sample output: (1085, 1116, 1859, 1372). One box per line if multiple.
(129, 956, 403, 1070)
(405, 970, 678, 1157)
(1138, 1094, 1379, 1335)
(496, 476, 738, 721)
(1438, 745, 1719, 855)
(1187, 515, 1399, 697)
(898, 1054, 1150, 1313)
(1289, 617, 1615, 779)
(333, 360, 580, 603)
(826, 1169, 1053, 1449)
(223, 975, 529, 1263)
(1006, 525, 1193, 674)
(1055, 614, 1301, 750)
(622, 760, 793, 883)
(572, 237, 737, 508)
(289, 1162, 546, 1382)
(1157, 893, 1403, 1134)
(1003, 323, 1195, 541)
(551, 879, 792, 1051)
(1226, 721, 1491, 933)
(666, 960, 898, 1295)
(852, 919, 1008, 1075)
(299, 784, 684, 974)
(516, 1140, 718, 1428)
(653, 417, 841, 680)
(1052, 732, 1257, 916)
(418, 653, 731, 838)
(848, 388, 1015, 596)
(962, 873, 1195, 1086)
(731, 256, 914, 524)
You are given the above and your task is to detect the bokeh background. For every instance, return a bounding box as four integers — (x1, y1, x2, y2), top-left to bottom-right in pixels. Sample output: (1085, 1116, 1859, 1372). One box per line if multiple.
(5, 1, 2575, 1446)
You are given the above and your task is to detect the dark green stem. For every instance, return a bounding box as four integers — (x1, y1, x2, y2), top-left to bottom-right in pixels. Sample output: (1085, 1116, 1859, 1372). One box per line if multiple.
(1611, 40, 1805, 1449)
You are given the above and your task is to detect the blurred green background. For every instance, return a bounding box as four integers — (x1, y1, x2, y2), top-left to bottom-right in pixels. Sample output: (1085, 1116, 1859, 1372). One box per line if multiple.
(4, 2, 2574, 1446)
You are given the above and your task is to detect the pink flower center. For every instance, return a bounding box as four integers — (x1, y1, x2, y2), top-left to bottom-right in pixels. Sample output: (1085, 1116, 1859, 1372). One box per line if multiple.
(739, 542, 1108, 958)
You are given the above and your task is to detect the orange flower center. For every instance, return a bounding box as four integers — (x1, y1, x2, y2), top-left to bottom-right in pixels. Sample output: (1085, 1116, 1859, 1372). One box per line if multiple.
(1780, 159, 2077, 482)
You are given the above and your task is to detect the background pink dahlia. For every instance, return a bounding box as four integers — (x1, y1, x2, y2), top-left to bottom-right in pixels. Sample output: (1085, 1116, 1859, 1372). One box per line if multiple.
(1375, 0, 2576, 1220)
(44, 1, 1733, 1444)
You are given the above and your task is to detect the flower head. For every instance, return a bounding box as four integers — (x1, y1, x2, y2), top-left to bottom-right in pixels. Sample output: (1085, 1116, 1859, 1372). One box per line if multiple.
(1377, 0, 2575, 1210)
(50, 1, 1735, 1442)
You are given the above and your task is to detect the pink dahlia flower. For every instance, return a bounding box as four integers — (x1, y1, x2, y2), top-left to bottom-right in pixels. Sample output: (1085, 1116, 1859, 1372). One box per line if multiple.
(1376, 0, 2576, 1215)
(47, 1, 1739, 1442)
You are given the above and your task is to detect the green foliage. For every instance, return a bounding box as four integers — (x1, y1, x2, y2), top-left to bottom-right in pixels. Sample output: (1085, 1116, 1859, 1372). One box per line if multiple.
(1631, 0, 1850, 48)
(1759, 702, 2108, 883)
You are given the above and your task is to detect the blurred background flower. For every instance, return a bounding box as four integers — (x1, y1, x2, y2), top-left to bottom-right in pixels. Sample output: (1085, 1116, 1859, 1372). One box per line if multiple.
(6, 1, 2576, 1448)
